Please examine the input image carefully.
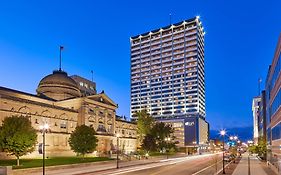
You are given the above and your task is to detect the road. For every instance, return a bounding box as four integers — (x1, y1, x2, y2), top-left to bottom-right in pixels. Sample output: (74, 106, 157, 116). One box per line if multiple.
(86, 153, 223, 175)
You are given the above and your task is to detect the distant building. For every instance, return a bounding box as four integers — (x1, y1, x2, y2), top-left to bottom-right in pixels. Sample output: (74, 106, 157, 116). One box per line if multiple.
(70, 75, 97, 96)
(264, 33, 281, 170)
(252, 96, 261, 144)
(0, 69, 137, 158)
(130, 16, 209, 152)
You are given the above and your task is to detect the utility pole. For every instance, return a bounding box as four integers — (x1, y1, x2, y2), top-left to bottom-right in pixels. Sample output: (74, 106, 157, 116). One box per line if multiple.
(248, 154, 251, 175)
(220, 130, 226, 174)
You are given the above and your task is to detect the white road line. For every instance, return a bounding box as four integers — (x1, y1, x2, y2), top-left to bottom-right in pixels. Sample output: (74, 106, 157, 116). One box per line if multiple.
(214, 161, 233, 175)
(105, 162, 176, 175)
(102, 154, 220, 175)
(191, 160, 223, 175)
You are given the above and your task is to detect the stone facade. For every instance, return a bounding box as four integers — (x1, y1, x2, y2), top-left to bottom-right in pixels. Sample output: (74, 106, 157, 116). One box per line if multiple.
(0, 70, 137, 158)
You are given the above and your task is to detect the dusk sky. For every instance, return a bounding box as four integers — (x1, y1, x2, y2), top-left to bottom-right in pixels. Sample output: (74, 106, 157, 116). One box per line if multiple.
(0, 0, 280, 130)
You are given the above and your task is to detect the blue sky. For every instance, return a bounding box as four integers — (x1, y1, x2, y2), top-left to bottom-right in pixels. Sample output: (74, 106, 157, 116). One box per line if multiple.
(0, 0, 280, 130)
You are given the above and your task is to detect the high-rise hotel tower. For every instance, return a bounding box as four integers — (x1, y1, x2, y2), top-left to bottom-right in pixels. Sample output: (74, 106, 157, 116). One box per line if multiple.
(130, 16, 209, 150)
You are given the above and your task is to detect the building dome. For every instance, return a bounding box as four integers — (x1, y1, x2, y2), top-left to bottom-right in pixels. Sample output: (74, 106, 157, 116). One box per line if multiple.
(37, 70, 81, 101)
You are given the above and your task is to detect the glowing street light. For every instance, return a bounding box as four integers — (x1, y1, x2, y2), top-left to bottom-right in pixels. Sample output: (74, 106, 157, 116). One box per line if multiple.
(220, 130, 226, 174)
(39, 123, 49, 175)
(220, 130, 226, 136)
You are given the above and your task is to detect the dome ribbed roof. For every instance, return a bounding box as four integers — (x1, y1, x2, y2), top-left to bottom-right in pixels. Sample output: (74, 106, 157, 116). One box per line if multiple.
(37, 70, 81, 101)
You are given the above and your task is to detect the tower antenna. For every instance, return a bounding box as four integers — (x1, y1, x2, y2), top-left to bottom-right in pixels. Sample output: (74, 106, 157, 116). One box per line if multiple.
(258, 78, 262, 95)
(169, 13, 172, 25)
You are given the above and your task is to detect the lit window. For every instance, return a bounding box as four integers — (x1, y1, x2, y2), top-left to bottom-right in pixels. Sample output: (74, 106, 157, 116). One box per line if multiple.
(80, 82, 84, 86)
(60, 121, 67, 129)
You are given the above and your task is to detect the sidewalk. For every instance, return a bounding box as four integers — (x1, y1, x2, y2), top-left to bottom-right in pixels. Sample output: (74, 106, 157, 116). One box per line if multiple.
(232, 153, 274, 175)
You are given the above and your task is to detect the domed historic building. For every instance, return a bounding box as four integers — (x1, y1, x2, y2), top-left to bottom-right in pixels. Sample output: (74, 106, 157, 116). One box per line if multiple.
(0, 69, 137, 158)
(37, 70, 81, 101)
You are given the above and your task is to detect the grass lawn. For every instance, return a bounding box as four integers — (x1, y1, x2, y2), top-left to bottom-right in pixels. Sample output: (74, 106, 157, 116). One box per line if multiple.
(0, 157, 113, 169)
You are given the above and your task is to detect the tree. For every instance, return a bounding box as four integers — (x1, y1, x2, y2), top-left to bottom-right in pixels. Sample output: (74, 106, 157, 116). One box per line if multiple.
(151, 122, 177, 151)
(248, 137, 267, 160)
(0, 115, 37, 166)
(257, 136, 267, 160)
(134, 110, 155, 143)
(141, 134, 157, 152)
(140, 122, 177, 153)
(68, 125, 98, 157)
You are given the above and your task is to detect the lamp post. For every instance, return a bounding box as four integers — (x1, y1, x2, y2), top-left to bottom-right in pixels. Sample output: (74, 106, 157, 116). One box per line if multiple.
(220, 130, 226, 174)
(164, 137, 171, 159)
(39, 124, 49, 175)
(116, 133, 120, 169)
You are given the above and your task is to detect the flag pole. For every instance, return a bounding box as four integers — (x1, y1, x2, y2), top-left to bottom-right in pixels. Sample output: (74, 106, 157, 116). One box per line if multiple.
(91, 70, 94, 82)
(59, 46, 63, 71)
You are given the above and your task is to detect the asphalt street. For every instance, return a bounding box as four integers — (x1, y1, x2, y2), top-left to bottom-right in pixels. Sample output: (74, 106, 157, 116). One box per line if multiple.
(89, 153, 223, 175)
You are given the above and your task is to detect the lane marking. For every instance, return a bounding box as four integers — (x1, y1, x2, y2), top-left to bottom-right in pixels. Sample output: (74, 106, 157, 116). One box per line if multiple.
(214, 161, 233, 175)
(97, 154, 221, 175)
(105, 162, 177, 175)
(191, 160, 223, 175)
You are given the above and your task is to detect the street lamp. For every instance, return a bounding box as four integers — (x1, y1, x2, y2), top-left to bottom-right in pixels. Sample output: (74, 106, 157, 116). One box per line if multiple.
(220, 129, 226, 174)
(116, 133, 120, 169)
(39, 123, 49, 175)
(164, 137, 171, 159)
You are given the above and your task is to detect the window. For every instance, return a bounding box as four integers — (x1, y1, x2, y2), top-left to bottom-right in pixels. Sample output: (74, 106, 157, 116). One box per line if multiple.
(60, 121, 67, 129)
(270, 88, 281, 117)
(108, 125, 112, 132)
(79, 82, 84, 86)
(272, 123, 281, 140)
(97, 125, 106, 132)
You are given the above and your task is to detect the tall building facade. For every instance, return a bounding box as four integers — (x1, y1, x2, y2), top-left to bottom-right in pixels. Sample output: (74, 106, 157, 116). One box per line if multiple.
(130, 16, 209, 150)
(265, 33, 281, 171)
(252, 96, 261, 144)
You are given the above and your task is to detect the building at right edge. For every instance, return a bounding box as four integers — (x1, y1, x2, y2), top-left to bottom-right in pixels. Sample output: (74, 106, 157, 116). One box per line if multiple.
(264, 33, 281, 171)
(130, 16, 209, 153)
